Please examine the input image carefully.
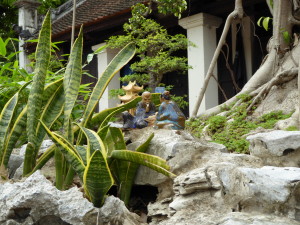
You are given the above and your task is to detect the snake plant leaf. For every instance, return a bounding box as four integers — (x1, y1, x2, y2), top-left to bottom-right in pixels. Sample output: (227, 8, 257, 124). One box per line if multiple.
(76, 146, 87, 165)
(1, 107, 27, 167)
(0, 92, 19, 165)
(63, 166, 75, 190)
(111, 150, 175, 178)
(28, 144, 56, 176)
(97, 107, 125, 131)
(108, 127, 126, 150)
(55, 147, 64, 190)
(39, 120, 85, 180)
(36, 84, 64, 147)
(91, 97, 141, 126)
(114, 132, 154, 205)
(23, 142, 36, 176)
(105, 127, 126, 178)
(27, 11, 51, 147)
(97, 124, 110, 142)
(82, 43, 136, 127)
(63, 26, 83, 132)
(76, 124, 106, 160)
(42, 78, 63, 105)
(91, 93, 161, 129)
(83, 150, 114, 207)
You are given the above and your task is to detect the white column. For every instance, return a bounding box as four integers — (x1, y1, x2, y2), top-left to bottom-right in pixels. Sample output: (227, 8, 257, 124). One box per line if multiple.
(15, 0, 40, 72)
(179, 13, 222, 117)
(92, 43, 120, 112)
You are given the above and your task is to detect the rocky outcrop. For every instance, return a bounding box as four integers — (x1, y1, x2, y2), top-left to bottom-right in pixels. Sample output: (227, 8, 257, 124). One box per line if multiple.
(0, 171, 143, 225)
(127, 128, 300, 225)
(247, 130, 300, 157)
(3, 128, 300, 225)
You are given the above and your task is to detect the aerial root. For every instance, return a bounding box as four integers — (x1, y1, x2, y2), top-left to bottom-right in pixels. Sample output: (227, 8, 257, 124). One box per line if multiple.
(246, 68, 298, 112)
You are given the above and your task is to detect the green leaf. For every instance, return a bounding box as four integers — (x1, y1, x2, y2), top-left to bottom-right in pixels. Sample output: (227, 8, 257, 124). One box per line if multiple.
(257, 17, 263, 27)
(26, 11, 51, 149)
(262, 17, 270, 31)
(76, 124, 106, 160)
(76, 146, 87, 165)
(113, 133, 154, 205)
(84, 150, 114, 207)
(111, 150, 175, 177)
(36, 84, 64, 147)
(63, 26, 83, 133)
(23, 142, 36, 176)
(282, 31, 291, 44)
(55, 147, 64, 190)
(42, 78, 63, 105)
(28, 144, 56, 176)
(81, 43, 136, 127)
(97, 124, 110, 142)
(1, 107, 27, 167)
(98, 107, 125, 131)
(0, 37, 7, 57)
(39, 120, 85, 180)
(0, 92, 19, 166)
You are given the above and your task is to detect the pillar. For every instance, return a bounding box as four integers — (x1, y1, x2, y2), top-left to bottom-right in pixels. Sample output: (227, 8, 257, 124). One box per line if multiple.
(92, 43, 120, 112)
(179, 13, 222, 116)
(15, 0, 40, 72)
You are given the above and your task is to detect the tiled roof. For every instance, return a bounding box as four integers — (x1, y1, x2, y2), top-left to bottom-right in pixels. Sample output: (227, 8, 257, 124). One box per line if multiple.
(52, 0, 143, 37)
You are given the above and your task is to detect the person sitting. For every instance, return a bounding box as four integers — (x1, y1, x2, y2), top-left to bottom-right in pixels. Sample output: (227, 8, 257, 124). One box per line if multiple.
(123, 91, 156, 129)
(155, 91, 186, 130)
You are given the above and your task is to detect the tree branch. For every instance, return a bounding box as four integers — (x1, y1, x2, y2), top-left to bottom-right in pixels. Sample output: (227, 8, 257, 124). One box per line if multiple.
(246, 68, 298, 111)
(191, 0, 244, 117)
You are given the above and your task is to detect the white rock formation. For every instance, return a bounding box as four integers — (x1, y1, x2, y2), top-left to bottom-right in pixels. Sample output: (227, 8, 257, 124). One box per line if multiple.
(126, 128, 300, 225)
(247, 130, 300, 156)
(0, 171, 143, 225)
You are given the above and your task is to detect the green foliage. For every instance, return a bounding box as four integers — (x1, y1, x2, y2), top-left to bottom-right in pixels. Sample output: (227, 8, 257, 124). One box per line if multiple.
(236, 93, 252, 102)
(257, 16, 272, 31)
(282, 30, 291, 44)
(155, 0, 187, 18)
(107, 2, 190, 91)
(37, 0, 68, 14)
(207, 116, 227, 134)
(0, 13, 174, 206)
(257, 110, 293, 129)
(285, 126, 298, 131)
(0, 1, 18, 39)
(186, 103, 293, 153)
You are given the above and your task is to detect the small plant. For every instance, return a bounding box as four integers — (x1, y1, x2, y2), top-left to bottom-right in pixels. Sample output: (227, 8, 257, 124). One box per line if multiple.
(257, 110, 293, 129)
(285, 126, 298, 131)
(186, 104, 293, 153)
(207, 116, 227, 134)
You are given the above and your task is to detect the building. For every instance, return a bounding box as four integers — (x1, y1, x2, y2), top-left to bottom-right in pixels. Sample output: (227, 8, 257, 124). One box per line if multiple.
(16, 0, 270, 117)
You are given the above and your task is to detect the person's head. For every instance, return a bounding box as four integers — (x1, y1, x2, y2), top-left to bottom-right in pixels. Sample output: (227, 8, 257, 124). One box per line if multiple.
(160, 91, 171, 102)
(142, 91, 152, 104)
(160, 91, 171, 100)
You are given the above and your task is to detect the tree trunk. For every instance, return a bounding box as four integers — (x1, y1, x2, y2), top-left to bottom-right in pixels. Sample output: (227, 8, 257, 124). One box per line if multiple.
(196, 0, 295, 118)
(191, 0, 244, 117)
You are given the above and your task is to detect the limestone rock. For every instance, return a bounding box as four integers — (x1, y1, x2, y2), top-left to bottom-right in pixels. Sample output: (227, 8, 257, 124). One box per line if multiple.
(173, 167, 221, 196)
(247, 130, 300, 156)
(0, 171, 142, 225)
(253, 77, 298, 117)
(11, 140, 56, 180)
(238, 166, 300, 216)
(218, 212, 300, 225)
(131, 128, 229, 186)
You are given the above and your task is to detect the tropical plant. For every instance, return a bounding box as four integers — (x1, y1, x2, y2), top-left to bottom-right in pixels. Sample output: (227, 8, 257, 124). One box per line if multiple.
(42, 123, 173, 207)
(0, 11, 175, 208)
